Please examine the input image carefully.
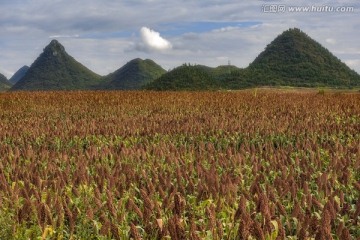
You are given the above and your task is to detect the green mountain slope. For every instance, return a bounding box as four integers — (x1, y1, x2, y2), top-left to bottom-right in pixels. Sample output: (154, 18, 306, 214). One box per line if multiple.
(212, 65, 240, 75)
(9, 66, 29, 84)
(144, 64, 219, 91)
(0, 73, 12, 91)
(11, 40, 102, 91)
(101, 58, 166, 90)
(244, 28, 360, 88)
(211, 65, 242, 88)
(144, 28, 360, 90)
(6, 28, 359, 91)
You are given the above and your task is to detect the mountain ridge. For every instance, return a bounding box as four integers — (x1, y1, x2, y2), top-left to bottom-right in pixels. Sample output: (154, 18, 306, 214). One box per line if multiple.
(245, 28, 360, 87)
(9, 65, 29, 84)
(145, 64, 220, 90)
(147, 28, 360, 90)
(4, 28, 360, 91)
(101, 58, 166, 90)
(0, 73, 12, 91)
(11, 40, 102, 91)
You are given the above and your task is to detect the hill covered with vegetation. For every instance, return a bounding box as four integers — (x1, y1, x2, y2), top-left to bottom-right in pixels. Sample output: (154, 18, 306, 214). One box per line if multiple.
(144, 64, 220, 90)
(11, 40, 102, 91)
(9, 66, 29, 85)
(3, 28, 360, 91)
(0, 73, 12, 91)
(101, 58, 166, 90)
(145, 28, 360, 90)
(244, 28, 360, 88)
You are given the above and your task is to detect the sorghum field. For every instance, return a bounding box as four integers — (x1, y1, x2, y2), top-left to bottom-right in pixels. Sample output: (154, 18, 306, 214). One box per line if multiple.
(0, 90, 359, 239)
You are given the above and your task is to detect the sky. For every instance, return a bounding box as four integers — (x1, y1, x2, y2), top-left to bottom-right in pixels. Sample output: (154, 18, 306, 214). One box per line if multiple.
(0, 0, 359, 78)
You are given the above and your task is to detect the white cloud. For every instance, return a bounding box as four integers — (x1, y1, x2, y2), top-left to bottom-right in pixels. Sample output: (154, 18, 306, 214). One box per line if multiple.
(325, 38, 337, 44)
(49, 34, 80, 39)
(139, 27, 172, 51)
(212, 26, 240, 33)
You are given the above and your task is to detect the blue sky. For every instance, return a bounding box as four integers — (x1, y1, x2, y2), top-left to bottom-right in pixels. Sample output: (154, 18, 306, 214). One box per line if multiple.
(0, 0, 359, 78)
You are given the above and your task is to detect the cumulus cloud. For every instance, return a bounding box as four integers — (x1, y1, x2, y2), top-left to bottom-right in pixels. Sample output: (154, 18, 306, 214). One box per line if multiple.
(138, 27, 172, 51)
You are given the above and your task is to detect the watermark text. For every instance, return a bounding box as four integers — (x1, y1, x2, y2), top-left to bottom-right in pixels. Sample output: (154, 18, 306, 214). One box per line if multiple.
(262, 5, 355, 13)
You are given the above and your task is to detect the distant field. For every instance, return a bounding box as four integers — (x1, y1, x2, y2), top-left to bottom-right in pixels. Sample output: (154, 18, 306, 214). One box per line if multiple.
(0, 91, 359, 239)
(233, 86, 360, 93)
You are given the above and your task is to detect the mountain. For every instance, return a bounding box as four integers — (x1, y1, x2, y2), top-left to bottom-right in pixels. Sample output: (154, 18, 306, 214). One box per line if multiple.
(211, 65, 241, 86)
(7, 28, 359, 91)
(244, 28, 360, 88)
(144, 64, 219, 91)
(9, 65, 29, 84)
(212, 65, 240, 75)
(11, 40, 102, 91)
(0, 73, 12, 91)
(101, 58, 166, 90)
(144, 64, 244, 91)
(144, 28, 360, 90)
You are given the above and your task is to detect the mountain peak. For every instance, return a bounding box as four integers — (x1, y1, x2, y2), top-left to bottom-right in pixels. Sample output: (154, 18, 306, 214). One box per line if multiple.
(11, 40, 101, 91)
(287, 27, 302, 33)
(44, 39, 66, 57)
(0, 72, 12, 91)
(0, 72, 8, 81)
(250, 28, 327, 67)
(278, 27, 310, 41)
(130, 58, 143, 62)
(145, 64, 218, 91)
(248, 28, 360, 87)
(102, 58, 166, 90)
(48, 39, 62, 47)
(9, 65, 29, 84)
